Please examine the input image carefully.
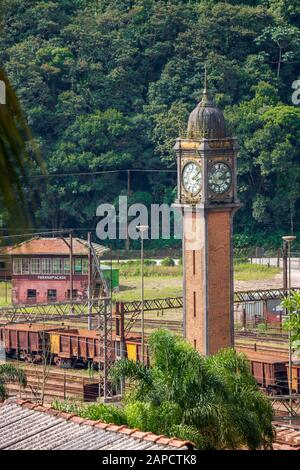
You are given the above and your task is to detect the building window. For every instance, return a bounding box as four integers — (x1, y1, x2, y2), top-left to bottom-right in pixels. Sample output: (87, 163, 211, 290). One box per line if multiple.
(193, 291, 196, 318)
(22, 258, 30, 275)
(47, 289, 57, 301)
(53, 258, 63, 274)
(27, 289, 37, 300)
(115, 341, 121, 358)
(41, 258, 52, 274)
(74, 258, 82, 274)
(31, 258, 40, 274)
(13, 258, 22, 274)
(0, 261, 6, 270)
(64, 258, 70, 274)
(194, 340, 197, 349)
(67, 289, 78, 299)
(82, 258, 88, 274)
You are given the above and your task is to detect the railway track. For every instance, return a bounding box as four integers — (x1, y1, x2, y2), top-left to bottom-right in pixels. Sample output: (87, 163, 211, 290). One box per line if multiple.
(236, 342, 288, 359)
(234, 332, 288, 344)
(5, 362, 104, 404)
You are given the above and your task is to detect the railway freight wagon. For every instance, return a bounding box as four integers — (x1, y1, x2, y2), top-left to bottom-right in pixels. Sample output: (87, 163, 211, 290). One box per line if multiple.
(245, 351, 288, 395)
(0, 324, 62, 362)
(0, 323, 144, 369)
(48, 328, 113, 368)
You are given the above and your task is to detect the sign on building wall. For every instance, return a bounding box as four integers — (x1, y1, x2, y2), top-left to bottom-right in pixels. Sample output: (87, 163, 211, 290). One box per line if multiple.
(37, 275, 67, 280)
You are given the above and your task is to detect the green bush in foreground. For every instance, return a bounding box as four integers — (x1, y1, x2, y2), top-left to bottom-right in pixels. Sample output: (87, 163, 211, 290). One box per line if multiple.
(54, 331, 274, 450)
(111, 331, 274, 449)
(0, 364, 27, 400)
(52, 399, 126, 425)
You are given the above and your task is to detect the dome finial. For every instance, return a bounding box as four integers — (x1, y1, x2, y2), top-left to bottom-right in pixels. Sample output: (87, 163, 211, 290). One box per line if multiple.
(187, 64, 227, 139)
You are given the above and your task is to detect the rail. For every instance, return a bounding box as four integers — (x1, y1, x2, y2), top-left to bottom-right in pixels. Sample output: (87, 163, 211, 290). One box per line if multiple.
(270, 395, 300, 418)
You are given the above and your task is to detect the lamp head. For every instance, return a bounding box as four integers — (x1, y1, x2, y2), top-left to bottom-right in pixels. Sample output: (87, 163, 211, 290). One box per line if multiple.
(137, 225, 149, 233)
(282, 236, 296, 243)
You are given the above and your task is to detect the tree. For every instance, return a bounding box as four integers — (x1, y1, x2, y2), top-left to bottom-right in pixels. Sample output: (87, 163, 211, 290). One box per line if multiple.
(281, 291, 300, 354)
(226, 82, 300, 236)
(255, 25, 300, 77)
(1, 0, 300, 243)
(111, 330, 274, 449)
(0, 363, 27, 400)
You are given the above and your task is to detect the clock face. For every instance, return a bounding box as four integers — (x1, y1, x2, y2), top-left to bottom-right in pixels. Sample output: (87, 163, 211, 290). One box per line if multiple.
(208, 162, 232, 195)
(182, 162, 202, 196)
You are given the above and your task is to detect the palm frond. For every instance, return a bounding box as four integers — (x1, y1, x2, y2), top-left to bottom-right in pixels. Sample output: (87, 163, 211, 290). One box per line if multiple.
(0, 69, 45, 227)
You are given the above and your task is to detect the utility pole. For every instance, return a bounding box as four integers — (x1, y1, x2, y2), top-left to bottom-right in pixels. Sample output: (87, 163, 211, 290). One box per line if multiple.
(283, 241, 288, 290)
(88, 232, 92, 330)
(137, 224, 148, 365)
(282, 235, 296, 419)
(69, 233, 73, 301)
(126, 170, 131, 251)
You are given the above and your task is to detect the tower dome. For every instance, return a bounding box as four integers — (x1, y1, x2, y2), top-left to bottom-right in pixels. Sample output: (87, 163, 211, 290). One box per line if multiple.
(187, 82, 226, 139)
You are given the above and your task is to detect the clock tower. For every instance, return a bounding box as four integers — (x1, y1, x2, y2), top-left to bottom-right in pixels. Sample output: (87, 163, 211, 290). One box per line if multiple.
(174, 78, 241, 355)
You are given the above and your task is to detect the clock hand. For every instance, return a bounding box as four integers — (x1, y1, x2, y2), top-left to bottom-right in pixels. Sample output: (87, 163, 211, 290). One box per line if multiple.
(192, 171, 201, 183)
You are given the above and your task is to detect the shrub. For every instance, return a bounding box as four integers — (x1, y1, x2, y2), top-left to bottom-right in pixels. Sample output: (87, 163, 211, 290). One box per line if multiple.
(52, 399, 127, 425)
(161, 257, 175, 267)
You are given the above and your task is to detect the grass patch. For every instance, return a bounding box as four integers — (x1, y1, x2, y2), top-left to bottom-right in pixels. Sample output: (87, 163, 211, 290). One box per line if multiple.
(116, 264, 182, 277)
(113, 276, 182, 302)
(234, 263, 280, 281)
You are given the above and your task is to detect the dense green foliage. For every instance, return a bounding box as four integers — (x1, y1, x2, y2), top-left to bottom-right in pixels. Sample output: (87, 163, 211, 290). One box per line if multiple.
(282, 291, 300, 350)
(53, 330, 274, 449)
(52, 398, 127, 424)
(1, 0, 300, 245)
(0, 363, 27, 400)
(111, 331, 274, 449)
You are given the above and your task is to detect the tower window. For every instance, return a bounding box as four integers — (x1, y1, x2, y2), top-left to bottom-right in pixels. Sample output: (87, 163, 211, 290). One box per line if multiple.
(194, 340, 197, 349)
(193, 250, 196, 275)
(193, 291, 196, 317)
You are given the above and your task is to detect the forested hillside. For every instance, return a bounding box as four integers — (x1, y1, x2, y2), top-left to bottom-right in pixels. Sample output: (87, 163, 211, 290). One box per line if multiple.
(1, 0, 300, 248)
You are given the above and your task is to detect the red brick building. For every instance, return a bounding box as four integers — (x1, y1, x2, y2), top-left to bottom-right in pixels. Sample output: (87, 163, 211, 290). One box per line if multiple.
(6, 237, 109, 305)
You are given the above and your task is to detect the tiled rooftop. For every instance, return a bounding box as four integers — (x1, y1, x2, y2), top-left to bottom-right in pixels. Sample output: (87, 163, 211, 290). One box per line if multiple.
(5, 237, 109, 257)
(0, 399, 193, 451)
(273, 424, 300, 450)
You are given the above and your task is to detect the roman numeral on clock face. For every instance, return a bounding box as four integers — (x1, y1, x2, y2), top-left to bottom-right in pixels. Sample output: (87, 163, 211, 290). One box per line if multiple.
(182, 162, 202, 196)
(208, 162, 232, 195)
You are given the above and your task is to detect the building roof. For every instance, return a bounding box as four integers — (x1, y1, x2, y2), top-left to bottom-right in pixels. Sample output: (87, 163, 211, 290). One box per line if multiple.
(0, 399, 193, 451)
(5, 237, 109, 257)
(187, 86, 226, 140)
(273, 424, 300, 450)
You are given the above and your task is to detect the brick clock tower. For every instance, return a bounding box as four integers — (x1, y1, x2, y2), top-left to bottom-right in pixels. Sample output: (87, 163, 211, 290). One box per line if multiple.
(174, 80, 241, 355)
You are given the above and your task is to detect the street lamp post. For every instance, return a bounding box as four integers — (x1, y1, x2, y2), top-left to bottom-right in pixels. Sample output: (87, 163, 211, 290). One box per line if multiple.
(137, 225, 149, 365)
(282, 235, 296, 415)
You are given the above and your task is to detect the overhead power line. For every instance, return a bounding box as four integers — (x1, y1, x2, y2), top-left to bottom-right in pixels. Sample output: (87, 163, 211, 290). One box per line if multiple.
(20, 168, 177, 179)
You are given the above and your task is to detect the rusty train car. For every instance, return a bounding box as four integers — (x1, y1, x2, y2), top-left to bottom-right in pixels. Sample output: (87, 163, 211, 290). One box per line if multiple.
(0, 323, 144, 369)
(246, 352, 289, 395)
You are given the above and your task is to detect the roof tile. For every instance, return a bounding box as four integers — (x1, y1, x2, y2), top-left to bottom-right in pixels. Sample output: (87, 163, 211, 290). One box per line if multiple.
(0, 400, 192, 451)
(6, 237, 109, 257)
